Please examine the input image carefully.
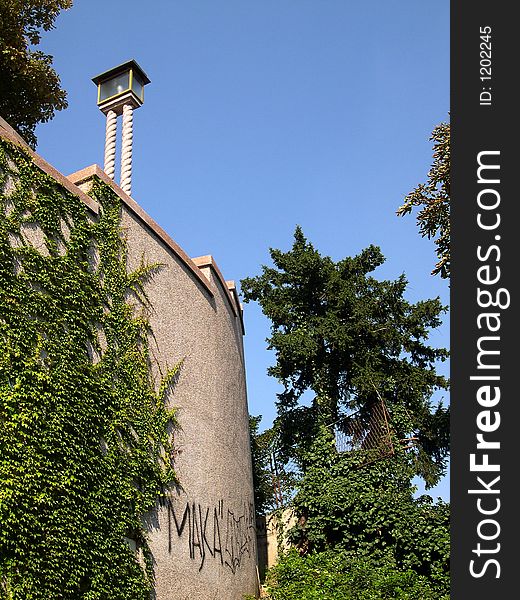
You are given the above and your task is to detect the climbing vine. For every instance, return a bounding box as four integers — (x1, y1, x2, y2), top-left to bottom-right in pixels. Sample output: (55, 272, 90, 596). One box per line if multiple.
(0, 138, 179, 599)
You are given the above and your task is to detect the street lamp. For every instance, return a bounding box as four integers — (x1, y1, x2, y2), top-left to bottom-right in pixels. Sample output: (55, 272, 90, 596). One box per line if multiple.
(92, 60, 150, 195)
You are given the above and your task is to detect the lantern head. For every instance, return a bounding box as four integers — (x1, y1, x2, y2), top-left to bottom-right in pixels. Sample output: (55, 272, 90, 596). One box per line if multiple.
(92, 59, 150, 115)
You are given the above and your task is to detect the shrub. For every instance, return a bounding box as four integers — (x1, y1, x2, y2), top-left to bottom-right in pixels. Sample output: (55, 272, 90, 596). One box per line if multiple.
(264, 550, 448, 600)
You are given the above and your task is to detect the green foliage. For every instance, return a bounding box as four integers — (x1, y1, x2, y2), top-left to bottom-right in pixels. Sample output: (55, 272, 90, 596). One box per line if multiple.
(241, 228, 449, 487)
(264, 549, 448, 600)
(287, 427, 449, 595)
(397, 122, 450, 279)
(0, 0, 71, 147)
(0, 138, 178, 598)
(242, 230, 450, 597)
(249, 415, 274, 515)
(249, 416, 299, 515)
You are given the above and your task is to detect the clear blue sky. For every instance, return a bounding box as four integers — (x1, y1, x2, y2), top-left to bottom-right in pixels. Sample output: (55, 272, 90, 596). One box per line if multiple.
(36, 0, 450, 499)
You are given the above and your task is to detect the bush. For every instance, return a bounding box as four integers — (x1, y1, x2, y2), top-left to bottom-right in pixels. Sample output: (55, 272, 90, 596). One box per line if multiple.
(287, 433, 450, 595)
(264, 550, 448, 600)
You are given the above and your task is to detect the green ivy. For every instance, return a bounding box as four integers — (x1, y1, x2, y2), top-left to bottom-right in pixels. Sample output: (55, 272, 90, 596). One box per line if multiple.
(0, 138, 179, 599)
(287, 427, 450, 597)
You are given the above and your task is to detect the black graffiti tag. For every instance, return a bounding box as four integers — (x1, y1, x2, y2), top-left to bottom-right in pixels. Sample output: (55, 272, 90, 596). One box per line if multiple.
(167, 499, 256, 574)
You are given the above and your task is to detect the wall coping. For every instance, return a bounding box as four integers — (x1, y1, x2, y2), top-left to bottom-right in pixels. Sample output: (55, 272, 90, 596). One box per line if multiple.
(191, 256, 245, 334)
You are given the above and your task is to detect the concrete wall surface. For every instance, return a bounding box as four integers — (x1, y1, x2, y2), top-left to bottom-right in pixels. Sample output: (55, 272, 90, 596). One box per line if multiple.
(120, 206, 258, 600)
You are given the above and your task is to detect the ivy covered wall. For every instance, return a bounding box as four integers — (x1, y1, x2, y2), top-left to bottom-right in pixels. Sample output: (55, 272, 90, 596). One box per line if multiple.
(0, 137, 179, 599)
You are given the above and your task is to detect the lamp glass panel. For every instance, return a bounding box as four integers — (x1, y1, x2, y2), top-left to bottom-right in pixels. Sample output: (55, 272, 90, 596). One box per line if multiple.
(99, 72, 130, 102)
(131, 74, 144, 101)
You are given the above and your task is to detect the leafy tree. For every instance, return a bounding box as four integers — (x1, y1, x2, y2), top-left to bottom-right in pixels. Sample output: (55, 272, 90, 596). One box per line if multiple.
(286, 426, 449, 596)
(249, 415, 275, 515)
(251, 427, 449, 599)
(397, 122, 450, 279)
(241, 228, 449, 488)
(249, 416, 299, 515)
(0, 0, 71, 147)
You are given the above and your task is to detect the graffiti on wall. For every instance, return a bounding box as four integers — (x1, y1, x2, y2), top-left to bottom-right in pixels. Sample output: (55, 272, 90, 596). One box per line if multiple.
(166, 498, 256, 574)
